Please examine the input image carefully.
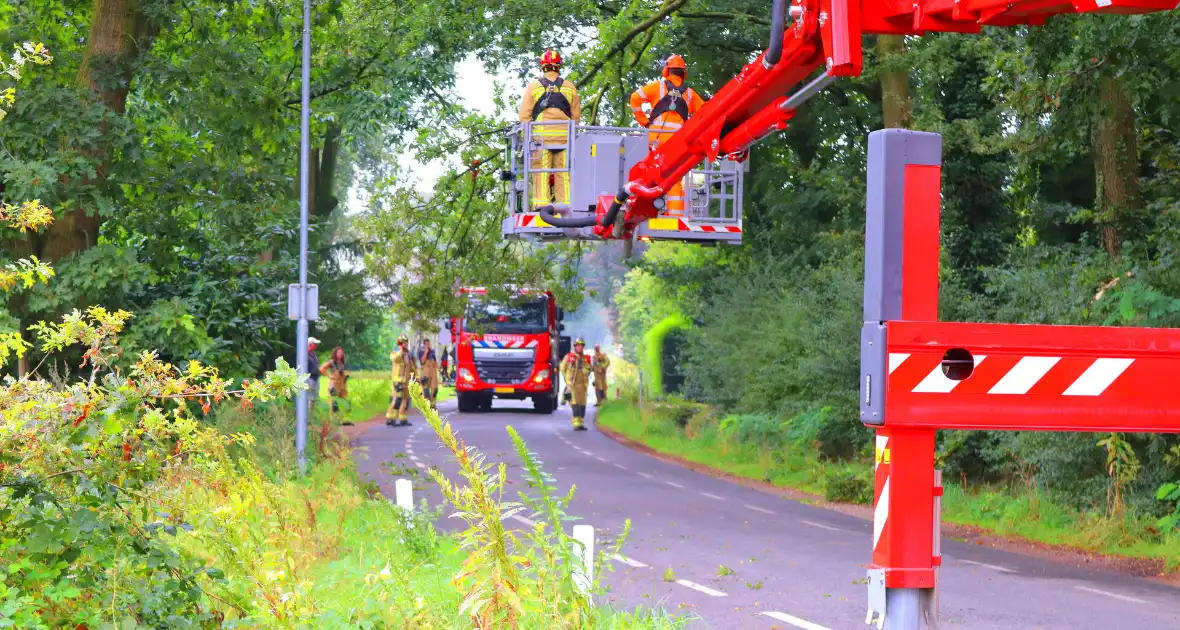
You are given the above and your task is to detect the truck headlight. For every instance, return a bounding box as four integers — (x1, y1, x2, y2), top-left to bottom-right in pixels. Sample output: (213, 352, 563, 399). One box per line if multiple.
(533, 369, 550, 383)
(459, 368, 475, 382)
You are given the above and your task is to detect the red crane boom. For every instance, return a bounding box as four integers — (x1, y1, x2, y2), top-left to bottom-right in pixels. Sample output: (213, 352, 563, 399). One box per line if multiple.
(592, 0, 1179, 241)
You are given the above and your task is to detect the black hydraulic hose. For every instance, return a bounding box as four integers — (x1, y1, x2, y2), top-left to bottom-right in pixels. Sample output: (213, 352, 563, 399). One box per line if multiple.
(764, 0, 788, 69)
(538, 204, 597, 228)
(597, 188, 633, 229)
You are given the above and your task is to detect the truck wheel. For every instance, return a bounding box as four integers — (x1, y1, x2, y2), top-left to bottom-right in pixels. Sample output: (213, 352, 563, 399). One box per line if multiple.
(479, 394, 493, 411)
(457, 392, 479, 413)
(533, 395, 555, 414)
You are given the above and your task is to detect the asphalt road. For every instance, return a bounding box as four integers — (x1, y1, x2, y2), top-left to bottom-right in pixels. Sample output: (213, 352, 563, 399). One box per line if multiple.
(353, 399, 1180, 630)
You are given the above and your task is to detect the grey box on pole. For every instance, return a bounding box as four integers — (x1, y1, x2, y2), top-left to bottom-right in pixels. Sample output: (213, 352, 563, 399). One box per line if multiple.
(287, 284, 320, 321)
(860, 129, 942, 428)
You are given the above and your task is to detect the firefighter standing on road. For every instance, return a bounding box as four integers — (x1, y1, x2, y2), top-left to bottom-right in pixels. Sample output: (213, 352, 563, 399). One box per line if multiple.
(386, 336, 417, 427)
(629, 55, 707, 216)
(592, 344, 610, 405)
(562, 338, 593, 431)
(518, 50, 581, 211)
(418, 340, 440, 411)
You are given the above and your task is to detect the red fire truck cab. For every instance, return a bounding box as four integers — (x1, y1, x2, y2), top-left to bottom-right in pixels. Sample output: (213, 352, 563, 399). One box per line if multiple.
(451, 287, 569, 414)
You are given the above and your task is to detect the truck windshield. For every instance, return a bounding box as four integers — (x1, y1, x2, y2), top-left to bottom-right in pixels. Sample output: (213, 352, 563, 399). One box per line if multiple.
(464, 297, 548, 334)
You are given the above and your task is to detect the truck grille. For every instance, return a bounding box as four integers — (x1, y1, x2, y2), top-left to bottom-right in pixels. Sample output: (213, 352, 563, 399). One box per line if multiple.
(474, 358, 533, 385)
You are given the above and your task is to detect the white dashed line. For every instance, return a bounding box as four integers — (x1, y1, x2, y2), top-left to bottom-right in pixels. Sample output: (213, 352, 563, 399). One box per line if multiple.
(675, 579, 726, 597)
(414, 461, 426, 469)
(665, 481, 685, 489)
(595, 456, 609, 463)
(637, 472, 654, 479)
(409, 455, 419, 462)
(700, 492, 725, 501)
(761, 611, 833, 630)
(406, 448, 414, 455)
(611, 554, 648, 568)
(1073, 586, 1147, 604)
(801, 520, 841, 532)
(745, 504, 775, 515)
(957, 559, 1015, 573)
(508, 514, 536, 527)
(614, 463, 629, 471)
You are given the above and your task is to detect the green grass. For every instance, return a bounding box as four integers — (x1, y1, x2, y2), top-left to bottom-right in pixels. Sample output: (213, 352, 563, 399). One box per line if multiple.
(596, 401, 831, 496)
(316, 373, 455, 425)
(199, 399, 690, 627)
(598, 400, 1180, 568)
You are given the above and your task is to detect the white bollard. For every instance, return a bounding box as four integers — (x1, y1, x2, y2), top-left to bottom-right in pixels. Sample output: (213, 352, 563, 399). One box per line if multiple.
(572, 524, 594, 596)
(395, 478, 413, 512)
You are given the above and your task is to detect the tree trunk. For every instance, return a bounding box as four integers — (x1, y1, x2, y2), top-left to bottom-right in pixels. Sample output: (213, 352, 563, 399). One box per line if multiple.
(1093, 73, 1141, 258)
(41, 0, 158, 263)
(315, 123, 342, 216)
(877, 35, 911, 129)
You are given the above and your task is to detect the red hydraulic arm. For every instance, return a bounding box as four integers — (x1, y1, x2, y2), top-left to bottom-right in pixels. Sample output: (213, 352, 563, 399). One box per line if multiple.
(592, 0, 1179, 241)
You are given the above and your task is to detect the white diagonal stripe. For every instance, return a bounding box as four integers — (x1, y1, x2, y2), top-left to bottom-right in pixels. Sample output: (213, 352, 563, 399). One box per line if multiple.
(872, 478, 890, 548)
(1063, 358, 1133, 396)
(888, 353, 910, 374)
(911, 355, 987, 393)
(988, 356, 1060, 394)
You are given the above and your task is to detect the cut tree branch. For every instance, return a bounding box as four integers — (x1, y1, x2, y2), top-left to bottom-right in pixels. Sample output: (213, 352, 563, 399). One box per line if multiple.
(575, 0, 688, 87)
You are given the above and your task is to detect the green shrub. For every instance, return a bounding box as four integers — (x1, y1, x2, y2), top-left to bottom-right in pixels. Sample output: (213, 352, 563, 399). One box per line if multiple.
(823, 466, 874, 505)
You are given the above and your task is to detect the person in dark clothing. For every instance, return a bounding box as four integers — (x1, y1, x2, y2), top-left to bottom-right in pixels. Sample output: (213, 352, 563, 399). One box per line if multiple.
(306, 337, 321, 418)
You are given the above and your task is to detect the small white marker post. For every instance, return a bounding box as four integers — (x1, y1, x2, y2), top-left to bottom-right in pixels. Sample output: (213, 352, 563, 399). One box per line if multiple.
(572, 524, 594, 596)
(395, 478, 413, 512)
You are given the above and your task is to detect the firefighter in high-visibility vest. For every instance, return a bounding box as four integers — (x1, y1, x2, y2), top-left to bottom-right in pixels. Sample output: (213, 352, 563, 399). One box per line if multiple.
(562, 338, 593, 431)
(518, 49, 581, 211)
(592, 344, 610, 405)
(386, 336, 417, 426)
(629, 54, 707, 216)
(418, 339, 440, 411)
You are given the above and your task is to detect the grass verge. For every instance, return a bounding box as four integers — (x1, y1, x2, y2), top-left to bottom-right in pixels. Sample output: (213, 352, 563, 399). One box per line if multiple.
(597, 400, 1180, 570)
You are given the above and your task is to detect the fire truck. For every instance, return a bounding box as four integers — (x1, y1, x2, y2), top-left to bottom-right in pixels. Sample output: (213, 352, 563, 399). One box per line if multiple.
(449, 287, 570, 413)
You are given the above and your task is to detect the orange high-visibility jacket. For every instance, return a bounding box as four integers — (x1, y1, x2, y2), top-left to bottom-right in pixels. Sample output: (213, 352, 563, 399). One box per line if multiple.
(629, 78, 706, 135)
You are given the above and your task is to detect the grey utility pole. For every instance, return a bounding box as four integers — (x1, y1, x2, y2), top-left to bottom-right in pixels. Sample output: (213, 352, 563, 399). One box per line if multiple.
(292, 0, 315, 474)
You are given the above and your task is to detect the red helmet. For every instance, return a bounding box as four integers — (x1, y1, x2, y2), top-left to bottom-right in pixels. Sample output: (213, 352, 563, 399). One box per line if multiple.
(661, 54, 687, 79)
(540, 50, 563, 69)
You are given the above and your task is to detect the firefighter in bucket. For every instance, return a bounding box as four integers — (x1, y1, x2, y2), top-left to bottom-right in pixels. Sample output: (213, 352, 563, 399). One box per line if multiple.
(518, 49, 581, 211)
(630, 54, 707, 217)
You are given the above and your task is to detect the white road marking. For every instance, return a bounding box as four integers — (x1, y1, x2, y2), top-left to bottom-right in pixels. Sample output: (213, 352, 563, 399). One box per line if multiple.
(801, 520, 841, 532)
(414, 461, 426, 469)
(700, 492, 725, 501)
(611, 554, 648, 568)
(958, 559, 1014, 573)
(637, 472, 654, 479)
(1073, 585, 1147, 604)
(409, 455, 419, 462)
(614, 463, 629, 471)
(745, 505, 775, 515)
(665, 481, 685, 489)
(508, 514, 536, 527)
(761, 611, 833, 630)
(675, 579, 727, 597)
(595, 456, 609, 463)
